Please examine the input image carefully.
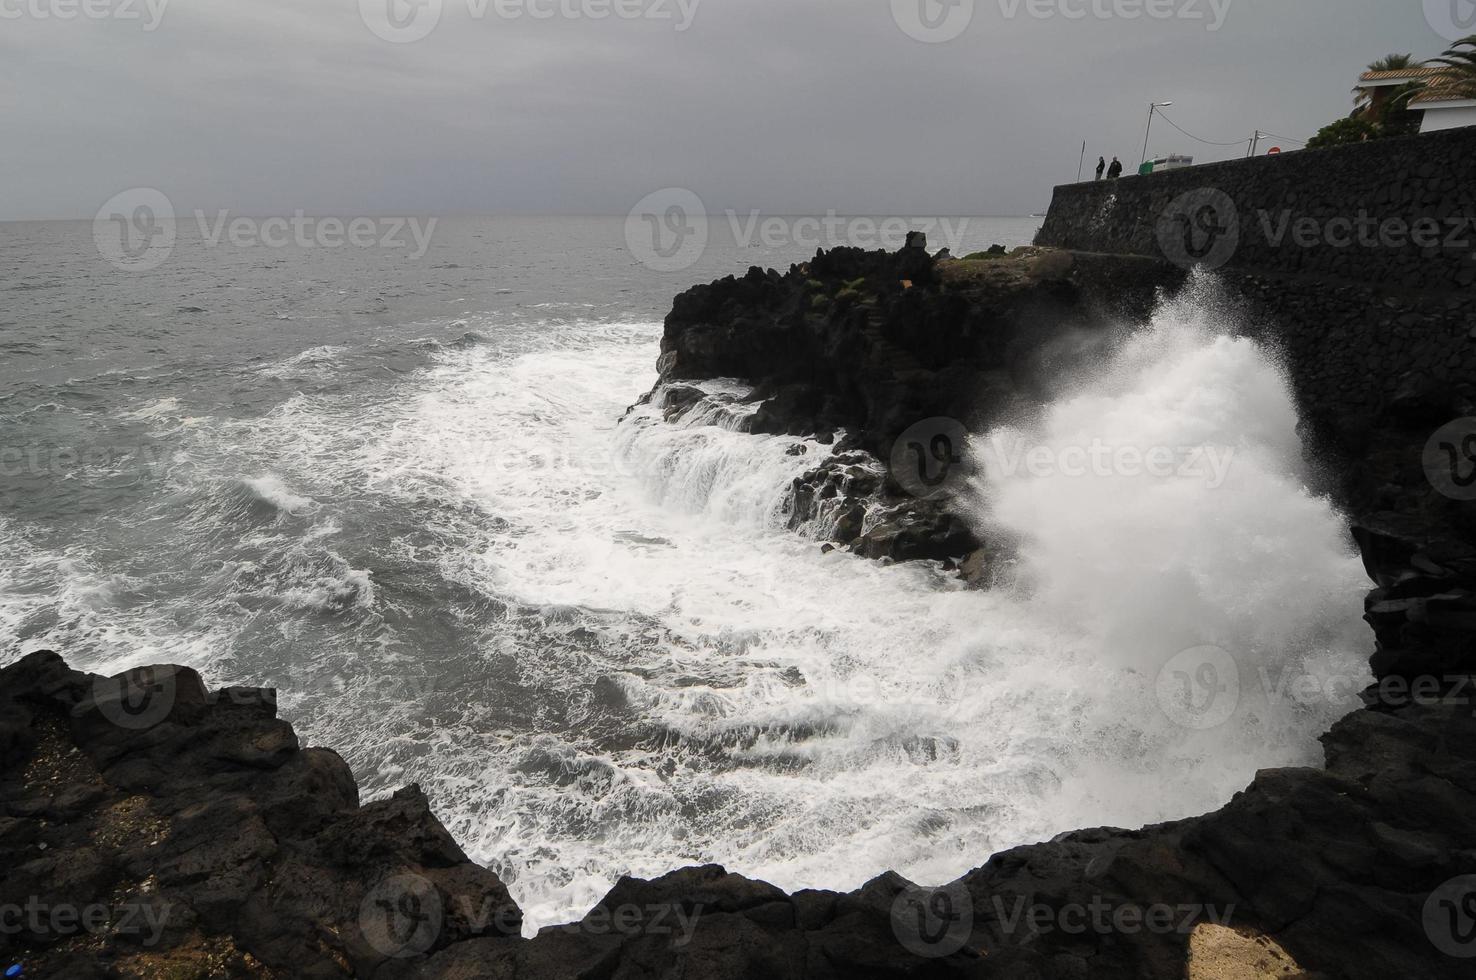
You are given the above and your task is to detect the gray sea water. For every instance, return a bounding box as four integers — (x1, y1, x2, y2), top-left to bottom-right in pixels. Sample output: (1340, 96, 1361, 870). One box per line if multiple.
(0, 215, 1371, 933)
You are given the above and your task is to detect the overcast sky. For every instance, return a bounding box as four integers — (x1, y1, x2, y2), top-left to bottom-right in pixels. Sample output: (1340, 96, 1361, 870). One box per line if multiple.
(0, 0, 1460, 219)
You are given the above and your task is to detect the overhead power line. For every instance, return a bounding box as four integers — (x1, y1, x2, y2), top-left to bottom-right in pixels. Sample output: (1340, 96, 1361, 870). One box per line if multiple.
(1153, 111, 1256, 147)
(1253, 131, 1308, 146)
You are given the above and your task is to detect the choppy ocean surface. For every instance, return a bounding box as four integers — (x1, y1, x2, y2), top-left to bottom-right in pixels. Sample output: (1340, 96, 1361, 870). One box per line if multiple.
(0, 215, 1371, 933)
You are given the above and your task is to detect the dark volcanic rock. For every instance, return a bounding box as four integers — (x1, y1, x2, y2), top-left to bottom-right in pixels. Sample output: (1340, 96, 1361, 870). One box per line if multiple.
(0, 654, 519, 979)
(5, 650, 1476, 978)
(653, 246, 1107, 465)
(639, 245, 1154, 567)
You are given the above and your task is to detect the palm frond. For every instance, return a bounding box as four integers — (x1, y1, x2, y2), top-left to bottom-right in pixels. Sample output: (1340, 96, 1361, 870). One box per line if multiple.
(1370, 53, 1418, 71)
(1425, 37, 1476, 99)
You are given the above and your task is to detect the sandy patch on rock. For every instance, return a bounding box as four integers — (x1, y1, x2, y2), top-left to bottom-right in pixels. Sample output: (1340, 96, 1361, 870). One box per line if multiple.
(1187, 923, 1308, 979)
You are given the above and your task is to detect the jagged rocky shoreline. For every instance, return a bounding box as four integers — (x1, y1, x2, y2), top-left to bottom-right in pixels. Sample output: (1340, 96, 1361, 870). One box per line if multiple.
(5, 243, 1476, 978)
(7, 645, 1476, 979)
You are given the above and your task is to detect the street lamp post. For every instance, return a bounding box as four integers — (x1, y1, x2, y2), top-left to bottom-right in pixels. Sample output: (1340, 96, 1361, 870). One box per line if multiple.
(1141, 101, 1174, 168)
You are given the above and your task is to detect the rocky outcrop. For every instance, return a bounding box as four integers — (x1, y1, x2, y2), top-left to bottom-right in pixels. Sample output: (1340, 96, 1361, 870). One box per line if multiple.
(5, 647, 1476, 979)
(635, 243, 1168, 569)
(0, 653, 519, 979)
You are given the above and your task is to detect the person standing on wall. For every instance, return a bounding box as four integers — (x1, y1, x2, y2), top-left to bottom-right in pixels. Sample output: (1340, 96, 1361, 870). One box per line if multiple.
(1107, 157, 1123, 179)
(1095, 156, 1106, 181)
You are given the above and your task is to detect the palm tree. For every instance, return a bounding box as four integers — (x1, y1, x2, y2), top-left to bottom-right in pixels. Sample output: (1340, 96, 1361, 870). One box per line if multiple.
(1427, 36, 1476, 99)
(1353, 53, 1419, 108)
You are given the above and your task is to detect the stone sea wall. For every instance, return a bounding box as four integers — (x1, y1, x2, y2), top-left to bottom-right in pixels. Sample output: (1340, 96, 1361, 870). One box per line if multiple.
(1037, 124, 1476, 293)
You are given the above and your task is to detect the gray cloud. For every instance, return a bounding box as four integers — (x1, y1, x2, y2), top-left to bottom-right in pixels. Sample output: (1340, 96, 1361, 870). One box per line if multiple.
(0, 0, 1452, 219)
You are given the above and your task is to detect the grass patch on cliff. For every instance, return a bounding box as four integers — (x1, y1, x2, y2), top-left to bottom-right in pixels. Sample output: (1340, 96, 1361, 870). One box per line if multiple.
(939, 247, 1074, 291)
(959, 245, 1011, 261)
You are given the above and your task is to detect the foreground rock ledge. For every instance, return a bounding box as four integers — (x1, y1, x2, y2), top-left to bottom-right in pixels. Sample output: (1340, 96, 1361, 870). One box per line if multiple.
(2, 650, 1474, 979)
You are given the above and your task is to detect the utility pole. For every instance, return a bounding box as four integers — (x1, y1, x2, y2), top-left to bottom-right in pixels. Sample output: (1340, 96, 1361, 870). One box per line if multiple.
(1248, 130, 1263, 157)
(1077, 140, 1086, 182)
(1141, 102, 1174, 167)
